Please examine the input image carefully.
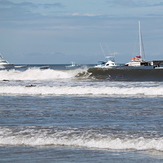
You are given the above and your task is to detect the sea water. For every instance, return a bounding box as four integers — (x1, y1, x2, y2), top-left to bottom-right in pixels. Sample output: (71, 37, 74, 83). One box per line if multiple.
(0, 64, 163, 163)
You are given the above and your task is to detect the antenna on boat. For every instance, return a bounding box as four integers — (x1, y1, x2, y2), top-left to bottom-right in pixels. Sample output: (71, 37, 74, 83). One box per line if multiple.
(100, 43, 106, 58)
(105, 43, 115, 61)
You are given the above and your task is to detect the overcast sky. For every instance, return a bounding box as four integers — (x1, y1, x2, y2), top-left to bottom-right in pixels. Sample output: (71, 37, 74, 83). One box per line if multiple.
(0, 0, 163, 64)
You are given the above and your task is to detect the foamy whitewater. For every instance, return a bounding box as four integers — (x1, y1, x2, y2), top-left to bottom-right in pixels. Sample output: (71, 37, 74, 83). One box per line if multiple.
(0, 65, 163, 162)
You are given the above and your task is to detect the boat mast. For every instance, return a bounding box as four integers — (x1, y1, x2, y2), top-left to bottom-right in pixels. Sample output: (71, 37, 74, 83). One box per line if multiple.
(138, 21, 146, 60)
(138, 21, 142, 58)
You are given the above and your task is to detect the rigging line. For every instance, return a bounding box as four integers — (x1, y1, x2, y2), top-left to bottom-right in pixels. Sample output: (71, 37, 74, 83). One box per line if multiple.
(132, 33, 139, 57)
(100, 43, 106, 59)
(141, 31, 146, 60)
(105, 43, 112, 55)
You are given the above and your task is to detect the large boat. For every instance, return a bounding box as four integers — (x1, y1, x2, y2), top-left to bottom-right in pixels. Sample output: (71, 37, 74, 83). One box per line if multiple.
(95, 56, 118, 68)
(125, 21, 150, 67)
(95, 43, 118, 68)
(0, 53, 14, 69)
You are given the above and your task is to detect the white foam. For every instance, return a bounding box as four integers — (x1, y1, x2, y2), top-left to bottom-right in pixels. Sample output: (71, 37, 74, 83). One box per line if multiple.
(0, 68, 88, 80)
(0, 128, 163, 151)
(0, 85, 163, 96)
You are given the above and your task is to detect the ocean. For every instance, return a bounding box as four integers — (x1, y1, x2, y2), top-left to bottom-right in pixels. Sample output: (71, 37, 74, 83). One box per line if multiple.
(0, 64, 163, 163)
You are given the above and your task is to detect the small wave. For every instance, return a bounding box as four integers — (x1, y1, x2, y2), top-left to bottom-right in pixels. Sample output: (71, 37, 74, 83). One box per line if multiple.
(0, 85, 163, 96)
(0, 127, 163, 151)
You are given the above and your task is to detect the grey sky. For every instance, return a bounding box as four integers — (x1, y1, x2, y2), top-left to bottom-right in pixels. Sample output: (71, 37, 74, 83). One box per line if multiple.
(0, 0, 163, 64)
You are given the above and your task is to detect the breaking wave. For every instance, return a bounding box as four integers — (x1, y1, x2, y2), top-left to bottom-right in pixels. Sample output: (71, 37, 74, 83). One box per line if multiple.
(1, 67, 163, 81)
(0, 127, 163, 151)
(0, 68, 89, 81)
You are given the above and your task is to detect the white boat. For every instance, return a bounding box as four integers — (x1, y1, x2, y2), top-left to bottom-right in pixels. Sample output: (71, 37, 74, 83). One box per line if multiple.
(65, 62, 79, 69)
(0, 54, 14, 69)
(125, 21, 149, 67)
(95, 56, 117, 68)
